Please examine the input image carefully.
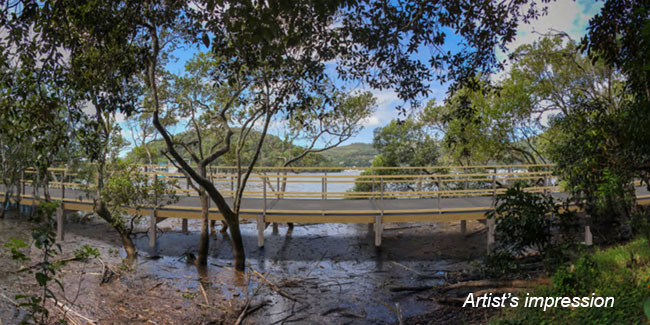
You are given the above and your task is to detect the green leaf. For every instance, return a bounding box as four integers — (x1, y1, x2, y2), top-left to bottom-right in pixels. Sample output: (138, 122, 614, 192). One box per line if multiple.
(35, 272, 50, 287)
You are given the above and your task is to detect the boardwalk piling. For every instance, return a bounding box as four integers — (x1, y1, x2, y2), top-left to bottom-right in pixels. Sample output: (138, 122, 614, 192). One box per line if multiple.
(585, 225, 593, 246)
(257, 215, 264, 248)
(149, 209, 157, 248)
(56, 207, 65, 242)
(375, 215, 382, 247)
(487, 218, 495, 252)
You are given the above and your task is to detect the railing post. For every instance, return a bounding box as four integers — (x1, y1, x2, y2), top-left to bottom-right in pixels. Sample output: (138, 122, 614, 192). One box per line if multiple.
(417, 169, 423, 198)
(322, 171, 327, 200)
(544, 173, 549, 195)
(61, 178, 65, 201)
(464, 176, 468, 198)
(488, 167, 497, 253)
(258, 176, 266, 248)
(371, 169, 375, 197)
(230, 174, 234, 198)
(507, 167, 512, 187)
(491, 168, 497, 204)
(376, 175, 384, 247)
(437, 176, 442, 215)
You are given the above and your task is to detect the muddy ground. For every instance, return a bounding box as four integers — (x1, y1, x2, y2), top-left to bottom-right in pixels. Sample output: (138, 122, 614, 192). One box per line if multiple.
(0, 211, 493, 324)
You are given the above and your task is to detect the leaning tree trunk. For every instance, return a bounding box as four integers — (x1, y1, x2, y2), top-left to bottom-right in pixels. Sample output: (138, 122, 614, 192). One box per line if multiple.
(95, 162, 137, 260)
(226, 209, 246, 270)
(95, 202, 137, 260)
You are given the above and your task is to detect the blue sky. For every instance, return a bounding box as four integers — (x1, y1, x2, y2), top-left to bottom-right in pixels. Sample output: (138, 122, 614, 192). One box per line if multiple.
(122, 0, 604, 151)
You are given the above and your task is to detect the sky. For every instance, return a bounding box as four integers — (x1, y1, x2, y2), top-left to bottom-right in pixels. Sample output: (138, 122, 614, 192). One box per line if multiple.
(344, 0, 604, 145)
(122, 0, 605, 153)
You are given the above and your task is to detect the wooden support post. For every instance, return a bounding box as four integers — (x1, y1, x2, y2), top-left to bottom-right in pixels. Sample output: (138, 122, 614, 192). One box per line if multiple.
(375, 215, 382, 247)
(585, 225, 593, 246)
(56, 207, 64, 242)
(461, 220, 467, 235)
(487, 217, 495, 252)
(257, 214, 265, 248)
(149, 209, 157, 248)
(230, 175, 234, 198)
(182, 219, 188, 234)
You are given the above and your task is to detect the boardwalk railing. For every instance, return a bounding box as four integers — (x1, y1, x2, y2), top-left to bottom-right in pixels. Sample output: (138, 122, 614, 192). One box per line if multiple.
(7, 163, 650, 251)
(22, 164, 559, 200)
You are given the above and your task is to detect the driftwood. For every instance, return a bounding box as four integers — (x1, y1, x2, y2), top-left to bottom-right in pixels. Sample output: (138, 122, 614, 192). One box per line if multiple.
(51, 298, 97, 324)
(235, 301, 267, 325)
(0, 292, 18, 306)
(199, 282, 209, 305)
(249, 266, 298, 301)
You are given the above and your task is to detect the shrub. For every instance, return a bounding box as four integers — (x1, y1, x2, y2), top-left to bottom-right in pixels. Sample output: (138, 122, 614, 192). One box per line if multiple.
(487, 183, 580, 258)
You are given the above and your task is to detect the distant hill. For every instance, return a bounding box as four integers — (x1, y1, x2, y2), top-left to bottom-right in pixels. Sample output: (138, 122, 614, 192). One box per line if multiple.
(321, 142, 377, 167)
(126, 132, 377, 168)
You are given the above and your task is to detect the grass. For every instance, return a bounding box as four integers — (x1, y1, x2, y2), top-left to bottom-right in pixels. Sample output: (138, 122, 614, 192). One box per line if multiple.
(491, 238, 650, 324)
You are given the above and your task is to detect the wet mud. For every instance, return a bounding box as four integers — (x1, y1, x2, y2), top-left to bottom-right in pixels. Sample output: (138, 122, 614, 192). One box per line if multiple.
(0, 212, 488, 324)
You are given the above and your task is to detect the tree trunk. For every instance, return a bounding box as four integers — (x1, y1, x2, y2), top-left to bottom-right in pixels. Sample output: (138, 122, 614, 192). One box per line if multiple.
(1, 189, 10, 218)
(226, 211, 246, 271)
(94, 160, 137, 260)
(121, 231, 137, 259)
(95, 203, 138, 260)
(197, 190, 210, 265)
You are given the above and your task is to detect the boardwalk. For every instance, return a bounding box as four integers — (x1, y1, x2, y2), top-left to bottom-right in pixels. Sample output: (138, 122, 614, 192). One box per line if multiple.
(3, 164, 650, 250)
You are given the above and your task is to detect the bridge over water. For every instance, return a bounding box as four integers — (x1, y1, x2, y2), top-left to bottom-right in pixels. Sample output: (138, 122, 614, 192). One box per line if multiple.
(3, 164, 649, 250)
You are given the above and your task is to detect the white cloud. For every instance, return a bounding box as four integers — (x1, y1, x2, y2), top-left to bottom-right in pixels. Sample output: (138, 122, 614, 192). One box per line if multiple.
(492, 0, 603, 81)
(503, 0, 602, 54)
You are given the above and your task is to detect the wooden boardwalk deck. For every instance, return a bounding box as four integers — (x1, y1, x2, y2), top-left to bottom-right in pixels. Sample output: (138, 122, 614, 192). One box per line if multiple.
(3, 184, 650, 251)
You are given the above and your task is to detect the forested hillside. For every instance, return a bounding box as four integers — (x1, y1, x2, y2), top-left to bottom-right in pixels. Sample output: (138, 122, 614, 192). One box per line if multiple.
(320, 143, 377, 167)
